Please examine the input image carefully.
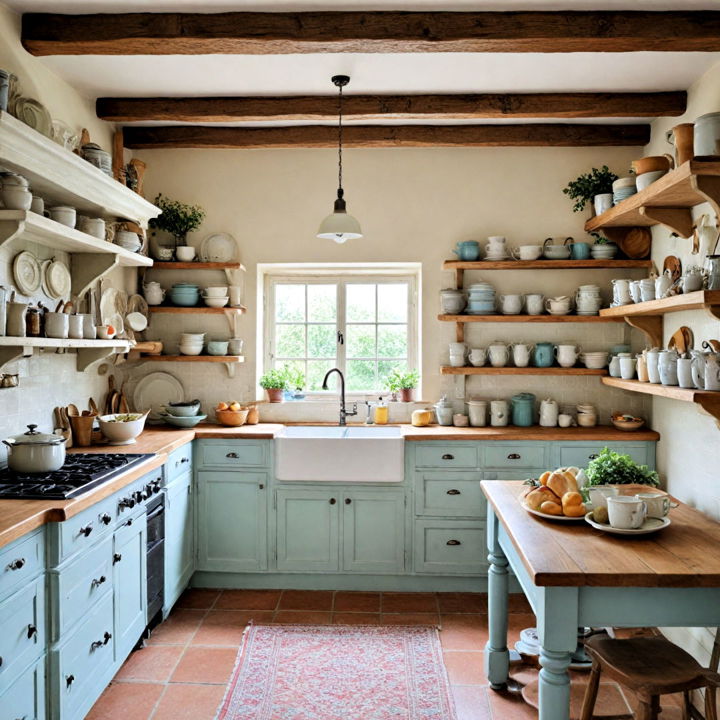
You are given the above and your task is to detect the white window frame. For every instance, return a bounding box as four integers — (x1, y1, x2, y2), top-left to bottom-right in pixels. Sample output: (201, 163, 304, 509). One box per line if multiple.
(260, 264, 421, 399)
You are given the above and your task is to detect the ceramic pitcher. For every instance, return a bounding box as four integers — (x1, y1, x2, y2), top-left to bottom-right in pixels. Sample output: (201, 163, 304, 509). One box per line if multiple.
(655, 269, 674, 299)
(511, 343, 534, 368)
(539, 398, 559, 427)
(488, 342, 510, 368)
(533, 342, 554, 368)
(143, 282, 166, 306)
(691, 351, 720, 391)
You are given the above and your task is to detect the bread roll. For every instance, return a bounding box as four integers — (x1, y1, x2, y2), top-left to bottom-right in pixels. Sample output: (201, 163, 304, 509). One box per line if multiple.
(540, 500, 563, 515)
(525, 486, 559, 511)
(561, 491, 586, 517)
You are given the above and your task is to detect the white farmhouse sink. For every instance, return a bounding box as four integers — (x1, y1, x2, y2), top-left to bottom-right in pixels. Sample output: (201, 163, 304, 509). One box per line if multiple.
(275, 426, 405, 482)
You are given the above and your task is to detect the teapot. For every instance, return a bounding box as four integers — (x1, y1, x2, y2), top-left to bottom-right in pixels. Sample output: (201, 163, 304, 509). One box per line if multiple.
(691, 350, 720, 391)
(654, 269, 674, 299)
(143, 282, 166, 306)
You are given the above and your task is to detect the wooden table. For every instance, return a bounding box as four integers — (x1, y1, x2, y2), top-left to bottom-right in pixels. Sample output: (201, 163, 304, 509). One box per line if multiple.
(481, 481, 720, 720)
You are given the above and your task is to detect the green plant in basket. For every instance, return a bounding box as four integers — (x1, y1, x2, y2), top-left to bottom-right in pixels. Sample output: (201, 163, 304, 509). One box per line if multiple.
(585, 447, 659, 487)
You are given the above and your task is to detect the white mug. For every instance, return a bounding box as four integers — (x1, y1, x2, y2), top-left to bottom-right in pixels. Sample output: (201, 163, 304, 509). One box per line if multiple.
(45, 312, 69, 339)
(228, 338, 244, 355)
(490, 399, 509, 427)
(68, 314, 84, 339)
(607, 496, 647, 529)
(555, 344, 580, 368)
(558, 413, 573, 428)
(469, 348, 487, 367)
(588, 486, 619, 510)
(175, 246, 196, 262)
(488, 343, 510, 368)
(511, 343, 534, 368)
(677, 357, 694, 388)
(635, 493, 670, 519)
(498, 294, 524, 315)
(525, 294, 544, 315)
(228, 285, 243, 307)
(512, 245, 543, 261)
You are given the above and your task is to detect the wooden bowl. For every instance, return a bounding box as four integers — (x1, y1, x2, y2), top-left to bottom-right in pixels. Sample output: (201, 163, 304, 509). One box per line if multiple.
(631, 155, 674, 175)
(216, 408, 249, 426)
(611, 415, 645, 432)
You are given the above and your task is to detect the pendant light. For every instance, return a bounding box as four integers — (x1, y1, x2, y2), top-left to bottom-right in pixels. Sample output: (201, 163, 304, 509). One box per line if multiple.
(317, 74, 363, 243)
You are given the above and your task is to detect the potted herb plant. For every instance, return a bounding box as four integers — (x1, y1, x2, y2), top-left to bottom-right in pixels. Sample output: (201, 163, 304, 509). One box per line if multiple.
(387, 368, 419, 403)
(585, 447, 659, 487)
(149, 193, 206, 250)
(563, 166, 618, 216)
(259, 369, 287, 403)
(281, 365, 306, 400)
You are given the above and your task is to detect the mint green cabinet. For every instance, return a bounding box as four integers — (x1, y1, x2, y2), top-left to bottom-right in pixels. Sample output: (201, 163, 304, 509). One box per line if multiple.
(196, 471, 268, 572)
(164, 471, 194, 615)
(0, 654, 45, 720)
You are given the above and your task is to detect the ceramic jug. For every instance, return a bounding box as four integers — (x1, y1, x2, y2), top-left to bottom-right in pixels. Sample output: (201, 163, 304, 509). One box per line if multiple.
(691, 351, 720, 391)
(511, 343, 534, 368)
(646, 348, 661, 384)
(490, 399, 509, 427)
(555, 344, 581, 368)
(707, 255, 720, 291)
(498, 294, 524, 315)
(681, 267, 704, 294)
(655, 269, 674, 299)
(608, 355, 622, 378)
(143, 282, 166, 306)
(539, 398, 559, 427)
(6, 299, 27, 337)
(533, 342, 554, 368)
(488, 342, 510, 368)
(658, 349, 679, 386)
(636, 351, 649, 383)
(611, 278, 632, 305)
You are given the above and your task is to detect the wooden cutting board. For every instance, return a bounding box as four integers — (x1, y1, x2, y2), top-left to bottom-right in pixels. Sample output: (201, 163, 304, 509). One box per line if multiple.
(618, 227, 652, 259)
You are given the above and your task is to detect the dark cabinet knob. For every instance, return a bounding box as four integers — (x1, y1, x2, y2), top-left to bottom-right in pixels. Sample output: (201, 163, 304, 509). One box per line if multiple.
(133, 491, 143, 503)
(119, 497, 135, 509)
(65, 674, 74, 688)
(588, 453, 599, 460)
(100, 513, 112, 525)
(329, 498, 336, 505)
(124, 518, 133, 527)
(180, 457, 189, 464)
(226, 452, 239, 459)
(446, 539, 462, 546)
(91, 640, 103, 650)
(113, 553, 122, 564)
(91, 575, 107, 588)
(7, 558, 25, 570)
(345, 498, 352, 504)
(259, 483, 264, 490)
(79, 524, 93, 537)
(442, 454, 454, 460)
(103, 631, 112, 645)
(446, 489, 461, 495)
(507, 453, 521, 460)
(27, 623, 37, 639)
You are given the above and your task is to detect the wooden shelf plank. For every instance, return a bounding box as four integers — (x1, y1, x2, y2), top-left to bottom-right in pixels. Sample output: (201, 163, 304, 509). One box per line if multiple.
(151, 261, 246, 271)
(600, 291, 720, 318)
(441, 366, 607, 375)
(148, 306, 246, 314)
(439, 314, 623, 324)
(142, 355, 245, 363)
(0, 337, 129, 350)
(602, 377, 718, 403)
(584, 160, 720, 235)
(442, 259, 653, 270)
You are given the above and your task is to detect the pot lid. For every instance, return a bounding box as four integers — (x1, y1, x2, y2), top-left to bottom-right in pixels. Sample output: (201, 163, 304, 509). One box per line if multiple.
(5, 424, 65, 446)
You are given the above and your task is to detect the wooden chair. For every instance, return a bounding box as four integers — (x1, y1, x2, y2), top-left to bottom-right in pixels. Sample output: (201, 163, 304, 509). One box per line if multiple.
(579, 630, 720, 720)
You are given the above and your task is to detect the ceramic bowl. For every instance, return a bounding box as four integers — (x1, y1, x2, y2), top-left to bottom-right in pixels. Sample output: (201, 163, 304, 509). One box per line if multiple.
(49, 206, 76, 228)
(0, 172, 29, 187)
(165, 400, 201, 417)
(207, 340, 229, 356)
(635, 170, 667, 191)
(203, 296, 229, 308)
(175, 246, 196, 261)
(170, 293, 200, 307)
(155, 248, 174, 261)
(632, 156, 673, 175)
(160, 413, 207, 428)
(611, 415, 645, 431)
(577, 413, 598, 428)
(96, 325, 115, 340)
(216, 408, 249, 427)
(543, 247, 571, 260)
(203, 286, 229, 298)
(2, 187, 32, 210)
(612, 176, 637, 191)
(98, 412, 148, 445)
(179, 344, 203, 356)
(181, 332, 205, 341)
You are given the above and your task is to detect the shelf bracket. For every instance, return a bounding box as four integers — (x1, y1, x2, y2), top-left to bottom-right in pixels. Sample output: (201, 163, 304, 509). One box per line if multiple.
(224, 362, 237, 378)
(455, 321, 465, 344)
(638, 207, 693, 238)
(0, 218, 24, 249)
(223, 309, 240, 335)
(455, 268, 464, 291)
(71, 253, 120, 297)
(696, 394, 720, 430)
(76, 347, 120, 372)
(693, 176, 720, 222)
(623, 316, 663, 348)
(0, 344, 31, 371)
(703, 304, 720, 322)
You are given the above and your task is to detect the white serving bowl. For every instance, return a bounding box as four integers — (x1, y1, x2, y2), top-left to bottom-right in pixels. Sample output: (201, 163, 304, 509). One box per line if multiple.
(2, 187, 32, 210)
(98, 412, 148, 445)
(180, 332, 205, 341)
(635, 170, 667, 192)
(203, 286, 229, 298)
(203, 296, 229, 308)
(179, 344, 204, 356)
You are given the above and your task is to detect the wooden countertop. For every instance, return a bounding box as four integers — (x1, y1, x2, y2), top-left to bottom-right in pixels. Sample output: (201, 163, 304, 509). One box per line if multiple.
(0, 423, 658, 551)
(482, 481, 720, 588)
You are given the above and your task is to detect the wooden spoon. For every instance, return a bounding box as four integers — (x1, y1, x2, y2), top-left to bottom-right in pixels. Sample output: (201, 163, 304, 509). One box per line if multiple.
(682, 326, 694, 352)
(703, 339, 720, 353)
(89, 398, 99, 416)
(66, 403, 80, 418)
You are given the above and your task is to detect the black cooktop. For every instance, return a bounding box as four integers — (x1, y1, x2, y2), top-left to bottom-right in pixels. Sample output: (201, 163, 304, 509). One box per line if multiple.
(0, 453, 154, 500)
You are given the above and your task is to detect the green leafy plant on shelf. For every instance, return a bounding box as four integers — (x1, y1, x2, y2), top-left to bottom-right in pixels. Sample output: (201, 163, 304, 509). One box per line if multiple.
(386, 368, 420, 402)
(258, 369, 287, 391)
(149, 193, 206, 244)
(563, 166, 618, 213)
(585, 447, 659, 487)
(281, 365, 305, 391)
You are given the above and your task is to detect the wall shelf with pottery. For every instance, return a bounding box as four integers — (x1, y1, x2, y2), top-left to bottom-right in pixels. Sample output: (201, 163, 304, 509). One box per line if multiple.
(0, 209, 152, 296)
(440, 366, 607, 376)
(139, 353, 245, 378)
(0, 111, 158, 224)
(0, 336, 129, 372)
(584, 160, 720, 239)
(602, 376, 720, 427)
(151, 261, 246, 272)
(443, 259, 653, 271)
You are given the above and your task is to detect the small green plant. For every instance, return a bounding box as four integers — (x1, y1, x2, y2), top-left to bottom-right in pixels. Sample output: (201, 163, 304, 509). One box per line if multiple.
(258, 369, 287, 391)
(149, 193, 205, 240)
(590, 232, 611, 245)
(563, 166, 618, 213)
(386, 368, 419, 392)
(281, 365, 305, 391)
(585, 447, 659, 487)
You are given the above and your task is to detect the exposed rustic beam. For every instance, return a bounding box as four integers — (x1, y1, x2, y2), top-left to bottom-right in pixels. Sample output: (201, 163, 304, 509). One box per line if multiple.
(22, 11, 720, 55)
(122, 124, 650, 150)
(98, 93, 686, 123)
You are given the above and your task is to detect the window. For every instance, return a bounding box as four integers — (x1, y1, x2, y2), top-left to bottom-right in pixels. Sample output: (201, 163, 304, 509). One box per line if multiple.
(263, 267, 419, 394)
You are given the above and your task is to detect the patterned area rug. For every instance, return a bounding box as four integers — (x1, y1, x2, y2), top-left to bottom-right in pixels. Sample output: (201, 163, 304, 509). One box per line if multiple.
(216, 624, 458, 720)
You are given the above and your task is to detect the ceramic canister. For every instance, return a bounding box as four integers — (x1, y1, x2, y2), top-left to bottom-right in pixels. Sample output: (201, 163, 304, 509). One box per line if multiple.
(490, 400, 509, 427)
(646, 349, 661, 384)
(511, 393, 535, 427)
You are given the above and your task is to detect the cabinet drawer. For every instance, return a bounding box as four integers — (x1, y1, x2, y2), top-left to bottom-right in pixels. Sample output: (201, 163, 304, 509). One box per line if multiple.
(198, 441, 269, 468)
(0, 530, 44, 601)
(49, 536, 112, 641)
(166, 443, 193, 482)
(51, 497, 116, 566)
(484, 444, 547, 469)
(414, 520, 487, 575)
(0, 655, 45, 720)
(416, 473, 485, 518)
(414, 444, 478, 469)
(0, 576, 45, 691)
(50, 592, 114, 720)
(558, 444, 651, 471)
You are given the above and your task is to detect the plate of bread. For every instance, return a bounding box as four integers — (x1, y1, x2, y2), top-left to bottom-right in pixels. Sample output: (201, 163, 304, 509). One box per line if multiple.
(522, 467, 587, 521)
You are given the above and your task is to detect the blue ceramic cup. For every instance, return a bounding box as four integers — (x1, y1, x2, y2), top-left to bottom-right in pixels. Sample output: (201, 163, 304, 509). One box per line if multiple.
(453, 241, 480, 261)
(533, 342, 555, 367)
(570, 242, 591, 260)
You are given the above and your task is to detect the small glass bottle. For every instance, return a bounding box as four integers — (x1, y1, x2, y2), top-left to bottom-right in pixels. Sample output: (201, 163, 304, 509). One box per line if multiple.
(374, 397, 389, 425)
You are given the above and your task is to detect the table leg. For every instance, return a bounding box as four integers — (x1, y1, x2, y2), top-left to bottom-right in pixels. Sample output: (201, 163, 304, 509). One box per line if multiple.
(485, 508, 509, 690)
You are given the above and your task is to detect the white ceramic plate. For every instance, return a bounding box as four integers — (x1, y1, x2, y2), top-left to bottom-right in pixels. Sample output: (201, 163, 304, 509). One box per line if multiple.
(100, 288, 128, 325)
(16, 97, 53, 137)
(133, 372, 185, 421)
(521, 501, 587, 522)
(200, 233, 239, 262)
(45, 259, 71, 299)
(584, 512, 671, 535)
(12, 250, 42, 295)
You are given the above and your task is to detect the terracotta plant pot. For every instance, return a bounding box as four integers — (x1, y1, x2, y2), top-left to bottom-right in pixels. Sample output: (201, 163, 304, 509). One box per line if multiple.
(266, 388, 284, 403)
(399, 388, 415, 403)
(672, 123, 695, 165)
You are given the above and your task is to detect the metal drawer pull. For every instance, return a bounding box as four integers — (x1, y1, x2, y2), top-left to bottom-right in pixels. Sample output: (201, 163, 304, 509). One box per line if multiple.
(90, 632, 112, 651)
(329, 498, 336, 504)
(100, 513, 112, 525)
(446, 539, 462, 546)
(6, 558, 25, 570)
(180, 457, 190, 464)
(65, 674, 74, 688)
(79, 524, 93, 537)
(124, 518, 133, 527)
(226, 452, 239, 459)
(103, 631, 112, 645)
(91, 575, 107, 588)
(446, 489, 461, 496)
(27, 624, 37, 639)
(507, 453, 521, 460)
(113, 553, 122, 564)
(442, 454, 454, 460)
(259, 483, 264, 490)
(588, 453, 599, 460)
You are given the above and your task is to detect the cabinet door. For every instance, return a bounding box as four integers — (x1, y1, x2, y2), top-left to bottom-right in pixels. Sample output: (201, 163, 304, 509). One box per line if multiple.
(113, 513, 147, 664)
(197, 471, 268, 573)
(342, 490, 405, 574)
(276, 489, 339, 572)
(164, 471, 194, 613)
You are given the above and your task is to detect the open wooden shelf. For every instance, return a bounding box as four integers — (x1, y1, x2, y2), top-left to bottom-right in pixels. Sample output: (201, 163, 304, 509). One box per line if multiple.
(441, 366, 607, 376)
(584, 160, 720, 238)
(600, 291, 720, 319)
(143, 355, 245, 363)
(443, 259, 652, 271)
(0, 336, 129, 372)
(149, 306, 246, 314)
(602, 377, 720, 426)
(439, 314, 623, 324)
(151, 261, 246, 271)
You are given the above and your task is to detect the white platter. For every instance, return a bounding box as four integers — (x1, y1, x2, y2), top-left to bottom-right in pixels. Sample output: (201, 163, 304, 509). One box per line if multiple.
(133, 372, 185, 421)
(45, 259, 71, 299)
(521, 501, 587, 522)
(584, 512, 671, 535)
(13, 250, 42, 295)
(200, 232, 239, 262)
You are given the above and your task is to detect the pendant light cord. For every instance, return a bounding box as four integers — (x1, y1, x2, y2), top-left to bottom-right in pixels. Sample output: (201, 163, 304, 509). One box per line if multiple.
(337, 81, 344, 193)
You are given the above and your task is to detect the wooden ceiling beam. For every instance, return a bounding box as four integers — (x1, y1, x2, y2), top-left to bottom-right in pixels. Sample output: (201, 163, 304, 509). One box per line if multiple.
(122, 124, 650, 150)
(22, 11, 720, 55)
(98, 93, 686, 123)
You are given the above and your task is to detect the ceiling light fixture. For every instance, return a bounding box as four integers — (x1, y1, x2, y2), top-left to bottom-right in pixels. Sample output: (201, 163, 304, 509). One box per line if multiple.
(317, 74, 362, 244)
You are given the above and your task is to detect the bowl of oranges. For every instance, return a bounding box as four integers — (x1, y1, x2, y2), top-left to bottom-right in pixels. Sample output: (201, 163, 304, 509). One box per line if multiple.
(215, 401, 255, 426)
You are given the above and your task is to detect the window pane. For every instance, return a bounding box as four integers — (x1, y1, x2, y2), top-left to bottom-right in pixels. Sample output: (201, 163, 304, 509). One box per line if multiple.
(346, 360, 377, 392)
(275, 284, 305, 322)
(346, 284, 375, 322)
(307, 360, 336, 392)
(378, 360, 403, 390)
(346, 324, 376, 358)
(276, 324, 305, 358)
(275, 360, 305, 389)
(307, 284, 336, 322)
(378, 284, 408, 322)
(377, 324, 407, 358)
(307, 324, 336, 358)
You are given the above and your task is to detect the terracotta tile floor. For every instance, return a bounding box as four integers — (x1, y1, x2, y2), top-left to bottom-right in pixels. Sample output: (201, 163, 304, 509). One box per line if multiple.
(87, 589, 680, 720)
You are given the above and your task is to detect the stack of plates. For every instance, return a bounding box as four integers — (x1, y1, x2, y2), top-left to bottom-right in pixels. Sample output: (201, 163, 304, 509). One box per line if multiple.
(613, 187, 636, 205)
(466, 282, 496, 315)
(612, 176, 637, 205)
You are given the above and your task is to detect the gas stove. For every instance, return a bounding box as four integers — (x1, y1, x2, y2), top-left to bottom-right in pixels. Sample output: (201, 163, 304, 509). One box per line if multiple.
(0, 453, 155, 500)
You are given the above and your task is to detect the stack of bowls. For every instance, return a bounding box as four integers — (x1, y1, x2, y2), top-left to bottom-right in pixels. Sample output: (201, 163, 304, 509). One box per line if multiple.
(202, 286, 229, 308)
(579, 351, 609, 369)
(161, 400, 207, 428)
(576, 403, 597, 427)
(440, 289, 466, 315)
(612, 177, 636, 205)
(170, 283, 200, 307)
(590, 242, 618, 260)
(179, 332, 205, 356)
(115, 230, 142, 253)
(466, 282, 496, 315)
(575, 284, 603, 315)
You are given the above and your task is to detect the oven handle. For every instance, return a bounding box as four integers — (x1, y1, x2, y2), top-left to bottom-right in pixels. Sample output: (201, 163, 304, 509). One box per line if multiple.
(146, 504, 165, 523)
